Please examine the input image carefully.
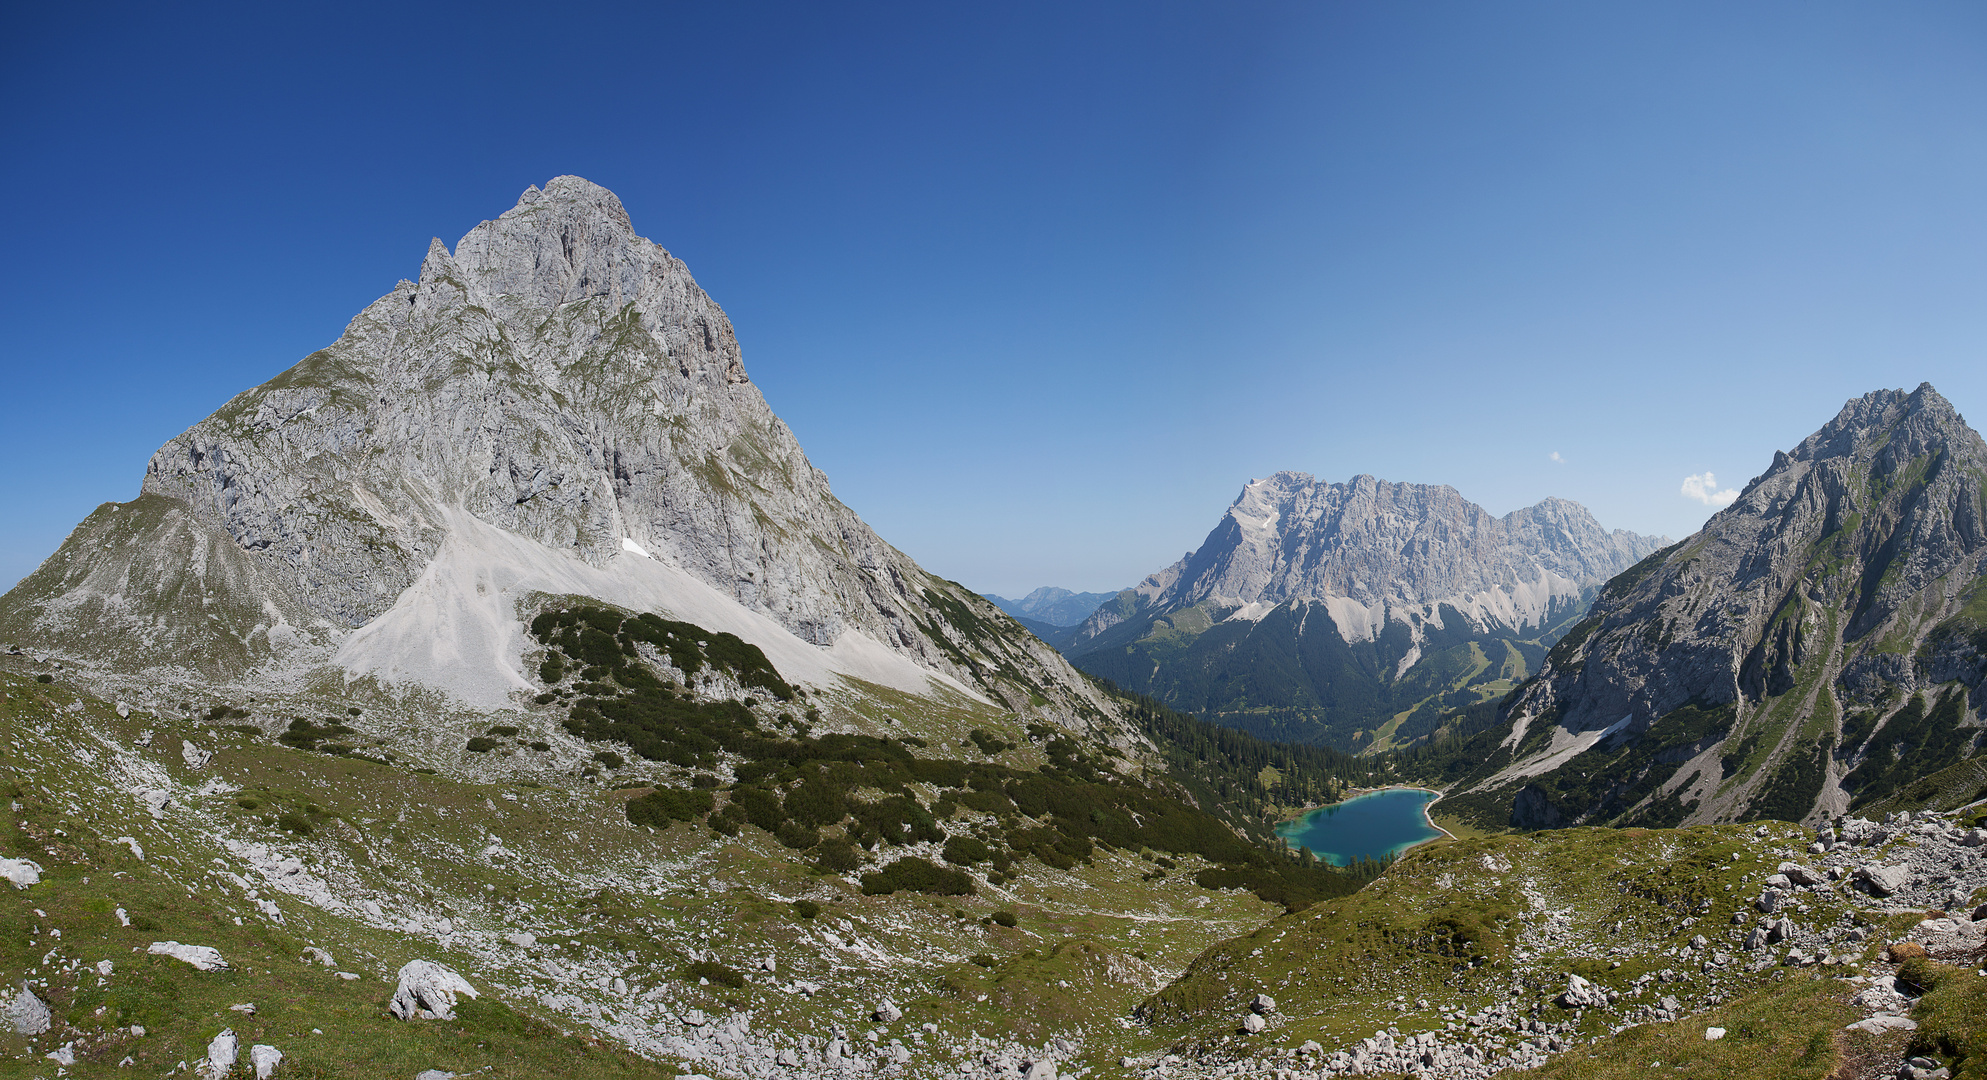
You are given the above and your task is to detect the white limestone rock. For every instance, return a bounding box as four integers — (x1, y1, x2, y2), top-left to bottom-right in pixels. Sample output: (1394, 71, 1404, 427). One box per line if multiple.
(0, 858, 43, 889)
(389, 960, 479, 1021)
(0, 176, 1107, 731)
(1556, 974, 1607, 1009)
(1857, 863, 1912, 897)
(250, 1044, 283, 1079)
(5, 983, 50, 1035)
(204, 1029, 238, 1079)
(150, 941, 229, 971)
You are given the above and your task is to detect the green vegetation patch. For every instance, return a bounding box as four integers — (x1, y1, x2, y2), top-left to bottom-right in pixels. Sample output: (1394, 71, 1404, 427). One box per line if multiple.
(1845, 689, 1974, 809)
(1522, 972, 1855, 1080)
(1511, 701, 1734, 828)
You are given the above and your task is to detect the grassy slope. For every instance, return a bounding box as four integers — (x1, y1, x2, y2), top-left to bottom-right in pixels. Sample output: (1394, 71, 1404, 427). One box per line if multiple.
(1130, 821, 1883, 1074)
(0, 658, 1293, 1077)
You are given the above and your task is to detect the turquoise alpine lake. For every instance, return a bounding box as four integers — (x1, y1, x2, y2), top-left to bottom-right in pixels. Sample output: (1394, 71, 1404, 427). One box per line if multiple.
(1273, 787, 1443, 866)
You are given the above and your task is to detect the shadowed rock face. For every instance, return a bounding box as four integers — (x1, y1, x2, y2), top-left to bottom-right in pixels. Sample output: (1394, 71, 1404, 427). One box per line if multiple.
(1492, 383, 1987, 826)
(0, 177, 1090, 719)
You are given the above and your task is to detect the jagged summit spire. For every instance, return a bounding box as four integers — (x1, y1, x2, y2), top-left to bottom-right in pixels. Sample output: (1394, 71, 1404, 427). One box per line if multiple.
(0, 177, 1101, 725)
(443, 175, 653, 312)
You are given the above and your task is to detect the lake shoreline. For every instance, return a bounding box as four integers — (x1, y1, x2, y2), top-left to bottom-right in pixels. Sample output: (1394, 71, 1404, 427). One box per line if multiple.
(1273, 785, 1453, 864)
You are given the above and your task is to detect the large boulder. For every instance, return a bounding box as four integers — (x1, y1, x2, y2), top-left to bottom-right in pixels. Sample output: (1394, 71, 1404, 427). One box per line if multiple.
(1857, 863, 1912, 897)
(0, 859, 42, 890)
(1556, 974, 1608, 1009)
(4, 984, 49, 1035)
(389, 960, 479, 1021)
(149, 942, 228, 971)
(203, 1029, 237, 1080)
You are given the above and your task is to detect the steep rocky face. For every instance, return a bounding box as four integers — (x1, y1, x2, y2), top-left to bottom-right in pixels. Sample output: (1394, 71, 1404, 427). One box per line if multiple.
(1076, 474, 1662, 645)
(0, 177, 1097, 721)
(1452, 384, 1987, 830)
(1064, 473, 1665, 749)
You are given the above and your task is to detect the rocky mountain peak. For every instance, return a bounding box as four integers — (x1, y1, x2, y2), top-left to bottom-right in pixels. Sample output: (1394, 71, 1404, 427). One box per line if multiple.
(1482, 383, 1987, 828)
(1, 176, 1099, 725)
(1115, 472, 1664, 642)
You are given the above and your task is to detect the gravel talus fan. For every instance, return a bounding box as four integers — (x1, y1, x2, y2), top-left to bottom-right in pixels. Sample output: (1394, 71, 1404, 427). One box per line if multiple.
(0, 176, 1104, 724)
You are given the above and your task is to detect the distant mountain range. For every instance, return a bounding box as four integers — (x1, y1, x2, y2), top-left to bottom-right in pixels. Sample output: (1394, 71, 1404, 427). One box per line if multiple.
(1061, 473, 1668, 750)
(982, 587, 1120, 647)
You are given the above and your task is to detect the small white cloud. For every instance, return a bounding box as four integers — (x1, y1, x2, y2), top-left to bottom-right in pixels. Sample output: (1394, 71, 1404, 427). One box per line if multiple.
(1681, 472, 1740, 506)
(1549, 451, 1565, 464)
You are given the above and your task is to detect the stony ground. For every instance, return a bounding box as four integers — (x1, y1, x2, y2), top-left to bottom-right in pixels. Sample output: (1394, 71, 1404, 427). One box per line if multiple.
(1125, 809, 1987, 1080)
(0, 652, 1981, 1080)
(0, 659, 1276, 1079)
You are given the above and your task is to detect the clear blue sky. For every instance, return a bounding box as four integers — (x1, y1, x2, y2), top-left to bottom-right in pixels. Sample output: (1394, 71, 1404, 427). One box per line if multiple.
(5, 2, 1987, 598)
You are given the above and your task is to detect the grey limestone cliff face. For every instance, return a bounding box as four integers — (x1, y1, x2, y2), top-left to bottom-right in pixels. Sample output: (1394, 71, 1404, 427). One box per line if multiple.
(1071, 472, 1666, 650)
(1, 177, 1092, 719)
(1489, 384, 1987, 827)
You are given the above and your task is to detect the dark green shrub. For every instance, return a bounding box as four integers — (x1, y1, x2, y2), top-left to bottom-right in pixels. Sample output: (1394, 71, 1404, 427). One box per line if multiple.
(709, 814, 740, 837)
(626, 788, 715, 828)
(539, 655, 565, 684)
(991, 910, 1017, 927)
(487, 725, 521, 737)
(792, 899, 821, 920)
(34, 674, 52, 684)
(686, 961, 744, 988)
(969, 729, 1013, 756)
(728, 787, 783, 832)
(591, 750, 624, 770)
(528, 742, 550, 752)
(860, 857, 975, 897)
(813, 838, 861, 873)
(466, 737, 499, 753)
(970, 954, 995, 968)
(943, 836, 992, 865)
(784, 776, 847, 828)
(775, 821, 820, 849)
(278, 811, 314, 835)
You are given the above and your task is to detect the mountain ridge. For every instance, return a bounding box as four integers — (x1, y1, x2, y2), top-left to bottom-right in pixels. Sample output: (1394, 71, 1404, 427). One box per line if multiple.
(1428, 383, 1987, 830)
(0, 176, 1109, 729)
(1063, 472, 1666, 749)
(984, 587, 1119, 628)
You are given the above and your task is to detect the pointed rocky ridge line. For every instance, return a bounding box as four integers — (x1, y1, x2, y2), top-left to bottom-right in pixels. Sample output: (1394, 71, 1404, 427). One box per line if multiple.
(1061, 472, 1665, 749)
(1453, 383, 1987, 830)
(0, 177, 1105, 724)
(1071, 473, 1666, 650)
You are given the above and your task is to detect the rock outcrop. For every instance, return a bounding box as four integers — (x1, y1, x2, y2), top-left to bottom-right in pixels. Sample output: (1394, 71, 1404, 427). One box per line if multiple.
(0, 177, 1105, 724)
(390, 959, 479, 1021)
